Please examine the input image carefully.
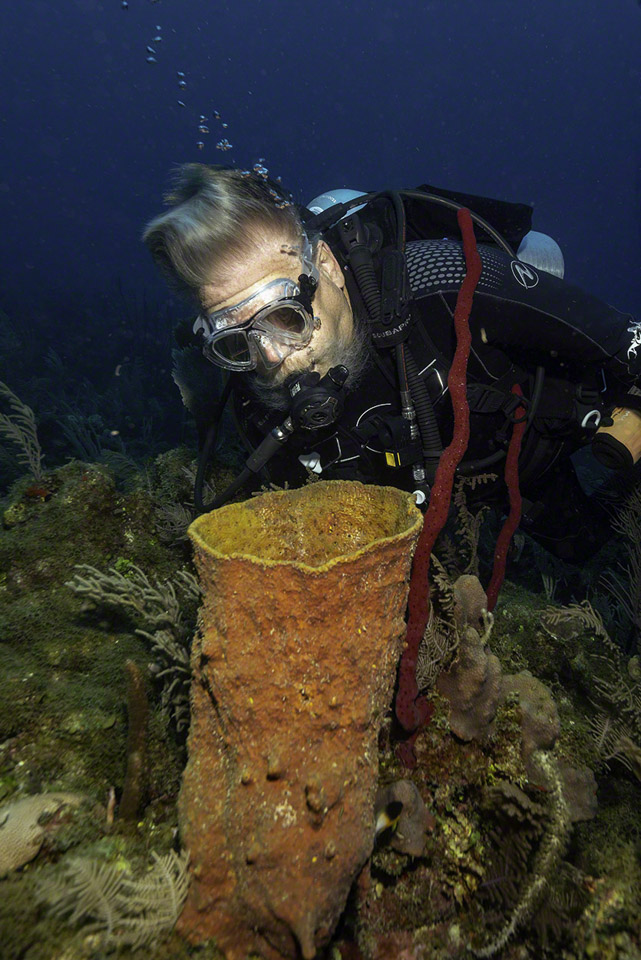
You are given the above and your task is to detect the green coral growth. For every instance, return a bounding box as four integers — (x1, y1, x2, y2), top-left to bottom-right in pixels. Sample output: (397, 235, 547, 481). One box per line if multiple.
(2, 452, 641, 959)
(0, 456, 191, 957)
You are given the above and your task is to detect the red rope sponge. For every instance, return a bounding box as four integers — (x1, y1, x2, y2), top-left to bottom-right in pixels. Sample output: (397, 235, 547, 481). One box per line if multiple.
(485, 385, 527, 612)
(395, 207, 481, 764)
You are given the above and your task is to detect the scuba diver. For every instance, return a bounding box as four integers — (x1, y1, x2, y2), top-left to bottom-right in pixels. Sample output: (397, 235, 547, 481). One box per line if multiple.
(142, 164, 641, 561)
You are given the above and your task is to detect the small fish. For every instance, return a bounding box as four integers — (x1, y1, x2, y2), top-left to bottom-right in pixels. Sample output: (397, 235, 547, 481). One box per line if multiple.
(374, 780, 433, 857)
(178, 79, 187, 88)
(146, 55, 157, 63)
(375, 800, 403, 840)
(153, 35, 162, 42)
(177, 70, 185, 78)
(177, 100, 186, 107)
(198, 125, 209, 134)
(221, 122, 229, 128)
(121, 0, 128, 8)
(196, 141, 205, 151)
(146, 45, 157, 54)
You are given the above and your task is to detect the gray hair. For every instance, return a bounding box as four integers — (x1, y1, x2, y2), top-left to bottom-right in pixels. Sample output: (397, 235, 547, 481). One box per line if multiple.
(142, 165, 305, 301)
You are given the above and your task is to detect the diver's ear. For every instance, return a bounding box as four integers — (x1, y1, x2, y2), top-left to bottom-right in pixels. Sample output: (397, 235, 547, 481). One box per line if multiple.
(317, 240, 346, 289)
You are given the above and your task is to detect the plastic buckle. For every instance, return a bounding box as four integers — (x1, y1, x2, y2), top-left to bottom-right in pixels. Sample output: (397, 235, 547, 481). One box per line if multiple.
(503, 392, 528, 424)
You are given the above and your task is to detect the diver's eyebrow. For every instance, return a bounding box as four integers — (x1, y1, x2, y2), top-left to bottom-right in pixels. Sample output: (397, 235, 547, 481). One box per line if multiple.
(201, 269, 301, 315)
(200, 280, 270, 315)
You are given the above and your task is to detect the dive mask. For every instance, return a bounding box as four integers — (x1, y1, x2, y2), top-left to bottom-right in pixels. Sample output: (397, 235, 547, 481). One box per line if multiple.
(193, 235, 320, 372)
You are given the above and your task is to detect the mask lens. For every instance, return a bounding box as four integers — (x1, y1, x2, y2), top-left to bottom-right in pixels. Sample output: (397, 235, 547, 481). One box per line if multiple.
(263, 306, 308, 335)
(213, 329, 251, 366)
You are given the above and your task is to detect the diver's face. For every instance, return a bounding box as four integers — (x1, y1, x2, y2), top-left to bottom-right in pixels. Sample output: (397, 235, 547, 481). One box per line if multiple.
(199, 237, 354, 385)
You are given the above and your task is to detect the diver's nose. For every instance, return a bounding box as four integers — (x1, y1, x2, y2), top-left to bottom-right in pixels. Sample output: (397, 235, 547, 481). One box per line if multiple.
(256, 336, 296, 369)
(261, 340, 284, 363)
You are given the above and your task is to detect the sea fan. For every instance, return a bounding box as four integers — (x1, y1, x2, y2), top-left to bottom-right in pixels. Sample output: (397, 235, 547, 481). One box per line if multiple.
(36, 849, 189, 950)
(0, 380, 44, 480)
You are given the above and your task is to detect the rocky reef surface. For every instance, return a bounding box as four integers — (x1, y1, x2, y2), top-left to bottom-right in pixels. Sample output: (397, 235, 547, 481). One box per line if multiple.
(0, 455, 639, 960)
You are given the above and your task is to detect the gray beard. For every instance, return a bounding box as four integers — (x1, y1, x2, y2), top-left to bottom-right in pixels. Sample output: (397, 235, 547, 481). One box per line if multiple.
(245, 320, 373, 413)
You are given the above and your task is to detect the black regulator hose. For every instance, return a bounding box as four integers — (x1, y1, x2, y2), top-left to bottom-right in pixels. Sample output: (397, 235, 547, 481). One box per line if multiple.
(193, 377, 238, 514)
(337, 218, 381, 322)
(352, 257, 382, 322)
(193, 374, 269, 514)
(194, 417, 293, 515)
(387, 190, 444, 480)
(399, 190, 517, 257)
(196, 464, 254, 514)
(404, 348, 443, 469)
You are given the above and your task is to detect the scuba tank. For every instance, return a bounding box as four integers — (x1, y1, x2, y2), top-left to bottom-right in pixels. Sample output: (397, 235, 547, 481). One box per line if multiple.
(306, 189, 368, 218)
(516, 230, 565, 279)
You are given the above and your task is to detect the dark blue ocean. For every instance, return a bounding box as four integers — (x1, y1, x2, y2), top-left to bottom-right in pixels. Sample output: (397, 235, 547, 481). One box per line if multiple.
(2, 0, 640, 315)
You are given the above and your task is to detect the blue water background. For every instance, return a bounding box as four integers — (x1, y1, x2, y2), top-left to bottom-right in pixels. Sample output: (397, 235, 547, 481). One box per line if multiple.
(1, 0, 640, 323)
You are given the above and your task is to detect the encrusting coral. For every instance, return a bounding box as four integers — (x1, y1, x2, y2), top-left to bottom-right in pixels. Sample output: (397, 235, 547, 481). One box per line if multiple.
(0, 793, 84, 877)
(435, 576, 501, 743)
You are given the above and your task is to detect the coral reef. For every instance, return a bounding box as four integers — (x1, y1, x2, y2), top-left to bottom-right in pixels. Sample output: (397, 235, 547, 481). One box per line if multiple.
(36, 848, 190, 950)
(65, 559, 199, 732)
(0, 444, 640, 960)
(0, 792, 84, 876)
(0, 456, 189, 958)
(354, 571, 640, 960)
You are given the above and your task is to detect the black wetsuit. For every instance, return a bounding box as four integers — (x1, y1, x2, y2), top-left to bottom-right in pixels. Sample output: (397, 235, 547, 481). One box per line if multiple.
(230, 237, 641, 561)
